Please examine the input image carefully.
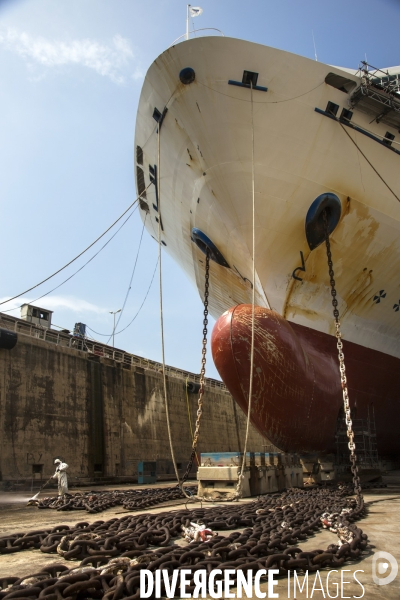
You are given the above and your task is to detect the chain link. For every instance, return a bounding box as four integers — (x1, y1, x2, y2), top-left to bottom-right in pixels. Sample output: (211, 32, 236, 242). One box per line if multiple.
(181, 249, 210, 484)
(323, 211, 363, 500)
(1, 485, 368, 599)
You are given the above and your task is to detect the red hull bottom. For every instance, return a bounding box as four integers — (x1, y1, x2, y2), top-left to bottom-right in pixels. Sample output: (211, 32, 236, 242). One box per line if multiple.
(211, 305, 400, 457)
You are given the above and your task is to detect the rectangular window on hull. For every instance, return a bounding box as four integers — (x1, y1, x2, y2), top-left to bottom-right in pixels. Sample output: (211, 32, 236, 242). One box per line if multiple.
(242, 70, 258, 87)
(340, 108, 353, 122)
(384, 131, 395, 146)
(136, 166, 147, 198)
(136, 145, 143, 165)
(326, 101, 339, 116)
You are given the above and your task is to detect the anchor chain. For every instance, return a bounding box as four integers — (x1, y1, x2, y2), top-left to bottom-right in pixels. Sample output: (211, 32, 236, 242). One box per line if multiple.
(323, 211, 363, 501)
(0, 484, 368, 600)
(30, 487, 197, 513)
(181, 248, 210, 485)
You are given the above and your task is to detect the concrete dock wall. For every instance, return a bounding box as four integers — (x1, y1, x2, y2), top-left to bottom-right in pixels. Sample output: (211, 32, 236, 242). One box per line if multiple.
(0, 330, 268, 486)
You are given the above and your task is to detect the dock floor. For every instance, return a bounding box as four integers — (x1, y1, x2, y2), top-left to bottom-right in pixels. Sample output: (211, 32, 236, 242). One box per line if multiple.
(1, 475, 399, 598)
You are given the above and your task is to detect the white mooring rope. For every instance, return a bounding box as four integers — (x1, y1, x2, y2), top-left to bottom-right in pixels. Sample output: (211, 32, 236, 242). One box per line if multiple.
(234, 80, 257, 500)
(157, 119, 182, 487)
(157, 81, 257, 504)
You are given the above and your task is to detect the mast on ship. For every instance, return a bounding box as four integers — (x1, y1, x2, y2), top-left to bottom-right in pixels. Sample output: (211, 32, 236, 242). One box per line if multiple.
(186, 4, 203, 40)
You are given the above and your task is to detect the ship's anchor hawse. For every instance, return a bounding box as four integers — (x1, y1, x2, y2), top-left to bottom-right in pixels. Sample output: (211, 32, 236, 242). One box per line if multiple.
(293, 192, 341, 280)
(305, 192, 342, 250)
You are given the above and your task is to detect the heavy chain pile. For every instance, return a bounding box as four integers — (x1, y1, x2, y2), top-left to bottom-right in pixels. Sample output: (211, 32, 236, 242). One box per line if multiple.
(0, 486, 367, 599)
(32, 487, 197, 514)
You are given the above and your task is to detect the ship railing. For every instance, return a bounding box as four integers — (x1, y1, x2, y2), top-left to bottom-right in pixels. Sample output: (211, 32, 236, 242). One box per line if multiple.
(0, 313, 228, 392)
(350, 61, 400, 130)
(356, 60, 400, 95)
(170, 28, 224, 47)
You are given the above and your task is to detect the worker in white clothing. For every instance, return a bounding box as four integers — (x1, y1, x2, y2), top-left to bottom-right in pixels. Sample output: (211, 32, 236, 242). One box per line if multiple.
(53, 459, 69, 496)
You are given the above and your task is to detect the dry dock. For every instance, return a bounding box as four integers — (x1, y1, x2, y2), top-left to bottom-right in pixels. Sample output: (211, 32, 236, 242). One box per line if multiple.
(1, 474, 400, 599)
(0, 313, 268, 487)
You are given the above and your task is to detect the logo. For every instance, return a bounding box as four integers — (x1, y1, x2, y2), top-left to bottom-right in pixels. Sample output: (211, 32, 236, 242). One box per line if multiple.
(372, 551, 398, 586)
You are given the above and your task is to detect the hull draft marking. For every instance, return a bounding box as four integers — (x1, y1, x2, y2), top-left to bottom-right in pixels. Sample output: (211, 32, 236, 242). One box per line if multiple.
(373, 290, 386, 304)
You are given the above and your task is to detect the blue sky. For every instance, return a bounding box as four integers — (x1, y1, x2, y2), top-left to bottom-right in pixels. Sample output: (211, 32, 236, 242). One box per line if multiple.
(0, 0, 398, 379)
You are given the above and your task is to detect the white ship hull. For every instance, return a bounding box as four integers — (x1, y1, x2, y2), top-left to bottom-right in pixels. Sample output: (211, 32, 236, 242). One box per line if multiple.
(134, 37, 400, 360)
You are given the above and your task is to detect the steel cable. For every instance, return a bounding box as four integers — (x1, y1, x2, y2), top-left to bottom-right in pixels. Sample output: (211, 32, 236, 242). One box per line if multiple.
(196, 78, 325, 104)
(338, 121, 400, 203)
(86, 257, 158, 338)
(0, 193, 148, 308)
(16, 205, 139, 313)
(104, 215, 147, 345)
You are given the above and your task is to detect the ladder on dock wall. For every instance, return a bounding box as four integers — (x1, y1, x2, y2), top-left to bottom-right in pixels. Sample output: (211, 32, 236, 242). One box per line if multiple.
(335, 410, 380, 471)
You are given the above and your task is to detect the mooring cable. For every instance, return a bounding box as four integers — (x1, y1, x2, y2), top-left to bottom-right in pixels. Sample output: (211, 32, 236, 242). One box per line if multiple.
(86, 257, 158, 338)
(4, 204, 139, 316)
(196, 78, 325, 104)
(338, 121, 400, 203)
(105, 214, 147, 345)
(151, 100, 210, 502)
(0, 191, 149, 308)
(156, 113, 182, 487)
(235, 80, 257, 500)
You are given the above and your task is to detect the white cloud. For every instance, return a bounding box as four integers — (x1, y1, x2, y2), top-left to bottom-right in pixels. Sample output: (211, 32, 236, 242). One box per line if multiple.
(0, 28, 142, 83)
(0, 295, 108, 315)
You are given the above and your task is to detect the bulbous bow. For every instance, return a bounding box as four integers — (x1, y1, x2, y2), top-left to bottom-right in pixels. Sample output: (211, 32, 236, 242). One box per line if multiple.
(211, 305, 342, 453)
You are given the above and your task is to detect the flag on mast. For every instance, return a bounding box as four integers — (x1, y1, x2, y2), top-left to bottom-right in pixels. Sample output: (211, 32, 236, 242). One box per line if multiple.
(189, 6, 203, 17)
